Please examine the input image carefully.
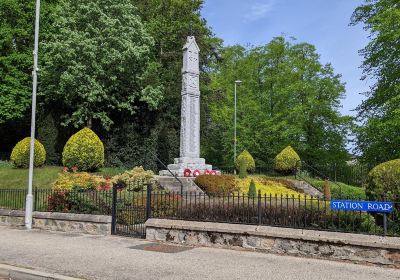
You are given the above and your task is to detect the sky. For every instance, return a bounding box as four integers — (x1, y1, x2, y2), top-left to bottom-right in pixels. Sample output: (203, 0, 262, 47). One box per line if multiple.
(201, 0, 371, 116)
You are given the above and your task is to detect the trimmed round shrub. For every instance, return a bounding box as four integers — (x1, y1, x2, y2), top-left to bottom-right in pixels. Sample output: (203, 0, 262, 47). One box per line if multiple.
(10, 137, 46, 168)
(365, 159, 400, 200)
(62, 128, 104, 171)
(235, 150, 255, 173)
(274, 145, 301, 174)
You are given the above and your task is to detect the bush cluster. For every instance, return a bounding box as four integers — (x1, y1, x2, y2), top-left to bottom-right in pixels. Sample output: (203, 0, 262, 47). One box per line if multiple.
(235, 150, 255, 172)
(194, 175, 239, 195)
(10, 137, 46, 168)
(111, 166, 156, 191)
(62, 128, 104, 171)
(366, 159, 400, 200)
(52, 171, 110, 191)
(274, 146, 301, 174)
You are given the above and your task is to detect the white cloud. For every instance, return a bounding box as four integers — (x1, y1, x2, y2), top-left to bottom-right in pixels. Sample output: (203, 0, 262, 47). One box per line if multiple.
(244, 1, 275, 22)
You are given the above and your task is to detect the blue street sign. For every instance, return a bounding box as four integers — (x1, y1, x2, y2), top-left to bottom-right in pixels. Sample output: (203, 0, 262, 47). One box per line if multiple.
(330, 200, 394, 213)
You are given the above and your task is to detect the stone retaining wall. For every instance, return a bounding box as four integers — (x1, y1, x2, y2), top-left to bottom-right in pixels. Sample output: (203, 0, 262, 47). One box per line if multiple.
(145, 219, 400, 268)
(0, 209, 111, 235)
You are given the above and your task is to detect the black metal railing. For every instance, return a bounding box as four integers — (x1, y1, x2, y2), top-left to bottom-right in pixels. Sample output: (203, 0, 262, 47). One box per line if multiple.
(217, 161, 369, 187)
(149, 191, 400, 237)
(0, 188, 113, 215)
(1, 188, 399, 237)
(150, 151, 184, 193)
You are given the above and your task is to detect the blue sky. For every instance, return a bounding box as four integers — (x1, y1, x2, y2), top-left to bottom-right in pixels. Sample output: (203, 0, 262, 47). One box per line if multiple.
(201, 0, 371, 116)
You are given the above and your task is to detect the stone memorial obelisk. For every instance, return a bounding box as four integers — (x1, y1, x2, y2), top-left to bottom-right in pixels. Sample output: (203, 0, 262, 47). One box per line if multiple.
(159, 36, 213, 177)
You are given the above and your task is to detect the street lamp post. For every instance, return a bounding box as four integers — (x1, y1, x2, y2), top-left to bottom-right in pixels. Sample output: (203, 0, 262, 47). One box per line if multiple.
(25, 0, 41, 230)
(234, 80, 242, 174)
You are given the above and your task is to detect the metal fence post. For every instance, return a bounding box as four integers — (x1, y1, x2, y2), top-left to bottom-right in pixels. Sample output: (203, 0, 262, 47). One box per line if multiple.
(111, 185, 117, 235)
(33, 187, 38, 211)
(146, 183, 152, 220)
(257, 190, 262, 225)
(383, 194, 388, 236)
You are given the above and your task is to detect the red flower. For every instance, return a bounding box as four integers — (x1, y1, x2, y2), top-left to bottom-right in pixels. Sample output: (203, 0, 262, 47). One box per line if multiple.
(63, 167, 69, 173)
(193, 169, 201, 177)
(71, 166, 78, 172)
(183, 168, 192, 177)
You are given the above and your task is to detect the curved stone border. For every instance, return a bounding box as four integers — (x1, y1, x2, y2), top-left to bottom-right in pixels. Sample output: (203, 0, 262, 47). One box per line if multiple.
(145, 219, 400, 267)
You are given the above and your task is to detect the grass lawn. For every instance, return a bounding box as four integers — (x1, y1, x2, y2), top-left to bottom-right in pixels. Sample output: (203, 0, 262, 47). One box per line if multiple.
(236, 176, 306, 197)
(0, 162, 126, 189)
(304, 177, 366, 199)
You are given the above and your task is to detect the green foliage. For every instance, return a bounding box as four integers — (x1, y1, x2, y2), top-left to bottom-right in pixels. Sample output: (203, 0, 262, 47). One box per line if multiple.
(194, 175, 238, 195)
(365, 159, 400, 200)
(274, 146, 301, 174)
(37, 113, 61, 165)
(351, 0, 400, 165)
(111, 166, 156, 191)
(51, 171, 106, 191)
(204, 37, 351, 167)
(307, 178, 366, 199)
(103, 123, 158, 171)
(41, 0, 162, 130)
(62, 128, 104, 171)
(248, 179, 256, 198)
(10, 137, 46, 168)
(238, 158, 248, 179)
(0, 0, 58, 124)
(235, 150, 256, 172)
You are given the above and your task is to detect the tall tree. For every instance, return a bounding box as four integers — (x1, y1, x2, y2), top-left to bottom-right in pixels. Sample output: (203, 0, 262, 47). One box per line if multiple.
(351, 0, 400, 165)
(203, 37, 351, 167)
(103, 0, 221, 166)
(40, 0, 163, 130)
(0, 0, 58, 124)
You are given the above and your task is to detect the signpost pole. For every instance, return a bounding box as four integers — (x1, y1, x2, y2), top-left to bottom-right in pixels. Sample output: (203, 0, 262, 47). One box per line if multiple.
(383, 194, 388, 236)
(25, 0, 41, 230)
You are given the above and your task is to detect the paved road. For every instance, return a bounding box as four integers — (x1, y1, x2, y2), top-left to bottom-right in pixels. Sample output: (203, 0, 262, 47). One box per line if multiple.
(0, 226, 399, 280)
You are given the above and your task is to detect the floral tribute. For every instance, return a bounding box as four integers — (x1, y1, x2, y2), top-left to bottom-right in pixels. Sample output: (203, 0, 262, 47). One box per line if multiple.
(183, 168, 192, 177)
(183, 168, 219, 177)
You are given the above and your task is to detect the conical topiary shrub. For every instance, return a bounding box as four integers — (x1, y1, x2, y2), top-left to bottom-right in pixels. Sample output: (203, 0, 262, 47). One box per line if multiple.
(248, 179, 256, 198)
(235, 150, 255, 173)
(274, 146, 301, 175)
(62, 128, 104, 171)
(10, 137, 46, 168)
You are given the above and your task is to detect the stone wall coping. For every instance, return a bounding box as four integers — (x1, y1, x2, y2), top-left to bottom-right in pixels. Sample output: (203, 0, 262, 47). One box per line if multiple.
(0, 209, 111, 223)
(145, 218, 400, 250)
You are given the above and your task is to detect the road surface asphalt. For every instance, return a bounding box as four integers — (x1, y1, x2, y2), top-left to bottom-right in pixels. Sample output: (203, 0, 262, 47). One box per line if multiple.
(0, 226, 399, 280)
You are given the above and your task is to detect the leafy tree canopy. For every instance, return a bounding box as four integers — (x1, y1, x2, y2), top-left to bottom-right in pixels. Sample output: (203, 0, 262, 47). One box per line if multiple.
(351, 0, 400, 165)
(203, 37, 351, 167)
(0, 0, 58, 123)
(41, 0, 163, 130)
